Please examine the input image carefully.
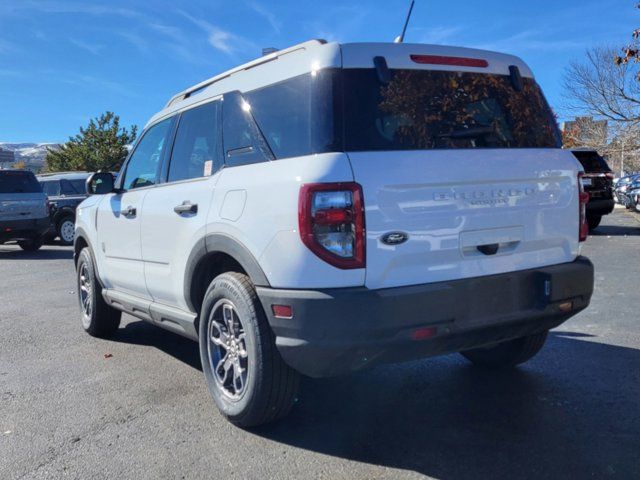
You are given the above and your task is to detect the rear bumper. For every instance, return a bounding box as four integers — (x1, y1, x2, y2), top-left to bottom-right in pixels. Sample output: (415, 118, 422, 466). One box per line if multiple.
(258, 257, 594, 378)
(587, 198, 614, 215)
(0, 217, 50, 243)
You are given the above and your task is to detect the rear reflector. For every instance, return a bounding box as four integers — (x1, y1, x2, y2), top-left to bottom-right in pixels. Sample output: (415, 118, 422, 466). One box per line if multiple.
(411, 327, 438, 341)
(410, 54, 489, 68)
(272, 305, 293, 319)
(4, 228, 11, 232)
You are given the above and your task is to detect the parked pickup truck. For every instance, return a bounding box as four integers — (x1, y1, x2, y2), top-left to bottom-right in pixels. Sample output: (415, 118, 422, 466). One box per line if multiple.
(0, 169, 50, 251)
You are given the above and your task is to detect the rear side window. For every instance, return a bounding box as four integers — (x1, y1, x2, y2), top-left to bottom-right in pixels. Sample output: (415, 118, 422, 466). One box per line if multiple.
(168, 101, 221, 182)
(40, 180, 60, 196)
(60, 178, 86, 195)
(243, 72, 336, 159)
(0, 171, 42, 193)
(222, 91, 274, 167)
(341, 69, 561, 151)
(571, 151, 611, 173)
(122, 119, 172, 190)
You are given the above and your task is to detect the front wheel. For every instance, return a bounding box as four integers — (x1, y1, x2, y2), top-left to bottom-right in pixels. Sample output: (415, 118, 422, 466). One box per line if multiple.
(76, 248, 121, 337)
(199, 272, 300, 427)
(461, 331, 548, 368)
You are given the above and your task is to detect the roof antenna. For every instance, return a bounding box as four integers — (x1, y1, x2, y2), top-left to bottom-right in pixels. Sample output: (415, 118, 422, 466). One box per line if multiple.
(394, 0, 415, 43)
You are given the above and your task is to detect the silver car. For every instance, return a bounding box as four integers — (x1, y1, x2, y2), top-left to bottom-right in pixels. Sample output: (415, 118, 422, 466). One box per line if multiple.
(0, 170, 50, 251)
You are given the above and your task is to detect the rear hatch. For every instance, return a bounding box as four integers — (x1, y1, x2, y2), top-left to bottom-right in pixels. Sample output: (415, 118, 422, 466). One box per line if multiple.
(339, 44, 581, 289)
(0, 171, 48, 222)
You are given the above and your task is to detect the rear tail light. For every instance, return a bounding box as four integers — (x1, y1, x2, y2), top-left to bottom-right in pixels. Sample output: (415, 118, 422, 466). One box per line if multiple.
(298, 182, 365, 269)
(605, 172, 615, 180)
(578, 172, 590, 242)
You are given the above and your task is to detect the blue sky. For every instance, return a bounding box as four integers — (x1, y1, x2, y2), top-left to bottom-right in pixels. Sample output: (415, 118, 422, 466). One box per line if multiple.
(0, 0, 636, 143)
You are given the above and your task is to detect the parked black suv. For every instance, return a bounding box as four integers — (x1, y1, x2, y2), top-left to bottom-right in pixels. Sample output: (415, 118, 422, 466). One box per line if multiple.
(571, 149, 615, 231)
(37, 172, 91, 245)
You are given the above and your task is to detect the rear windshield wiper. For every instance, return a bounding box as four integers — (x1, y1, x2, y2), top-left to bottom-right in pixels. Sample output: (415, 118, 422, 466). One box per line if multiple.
(438, 126, 496, 139)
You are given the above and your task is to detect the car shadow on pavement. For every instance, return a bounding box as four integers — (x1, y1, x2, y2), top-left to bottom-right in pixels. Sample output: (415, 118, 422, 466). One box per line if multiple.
(0, 247, 73, 260)
(113, 320, 202, 371)
(591, 225, 640, 236)
(249, 332, 640, 479)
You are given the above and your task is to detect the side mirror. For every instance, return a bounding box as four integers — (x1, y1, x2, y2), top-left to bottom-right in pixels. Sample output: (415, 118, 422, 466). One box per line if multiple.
(86, 172, 115, 195)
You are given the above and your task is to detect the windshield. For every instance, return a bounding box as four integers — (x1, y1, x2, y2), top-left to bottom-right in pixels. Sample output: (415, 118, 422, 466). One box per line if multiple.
(341, 69, 561, 151)
(0, 171, 42, 194)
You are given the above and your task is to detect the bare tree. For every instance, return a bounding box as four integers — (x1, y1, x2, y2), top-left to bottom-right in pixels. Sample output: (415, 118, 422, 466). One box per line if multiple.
(563, 47, 640, 174)
(564, 47, 640, 125)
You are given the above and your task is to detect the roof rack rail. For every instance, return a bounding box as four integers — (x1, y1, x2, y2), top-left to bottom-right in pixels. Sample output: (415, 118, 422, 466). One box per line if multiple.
(165, 39, 327, 108)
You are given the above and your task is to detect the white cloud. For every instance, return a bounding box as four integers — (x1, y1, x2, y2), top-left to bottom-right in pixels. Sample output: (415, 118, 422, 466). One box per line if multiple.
(247, 1, 281, 34)
(69, 38, 103, 55)
(416, 26, 463, 45)
(178, 10, 257, 56)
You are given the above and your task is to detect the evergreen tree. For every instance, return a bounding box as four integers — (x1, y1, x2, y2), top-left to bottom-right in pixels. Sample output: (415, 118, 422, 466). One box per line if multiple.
(45, 112, 137, 172)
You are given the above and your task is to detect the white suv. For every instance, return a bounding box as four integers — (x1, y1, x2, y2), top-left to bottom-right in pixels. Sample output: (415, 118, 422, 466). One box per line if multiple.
(74, 40, 594, 427)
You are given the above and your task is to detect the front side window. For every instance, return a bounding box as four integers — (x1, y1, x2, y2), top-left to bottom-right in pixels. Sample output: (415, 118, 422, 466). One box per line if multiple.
(168, 101, 221, 183)
(341, 69, 561, 151)
(122, 119, 172, 190)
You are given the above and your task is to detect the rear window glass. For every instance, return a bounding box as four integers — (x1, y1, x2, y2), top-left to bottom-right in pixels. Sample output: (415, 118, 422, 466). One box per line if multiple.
(342, 69, 561, 151)
(0, 171, 42, 193)
(571, 151, 611, 173)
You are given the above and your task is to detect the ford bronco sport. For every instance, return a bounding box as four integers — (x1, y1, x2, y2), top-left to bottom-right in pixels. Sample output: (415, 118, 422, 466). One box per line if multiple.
(74, 40, 594, 427)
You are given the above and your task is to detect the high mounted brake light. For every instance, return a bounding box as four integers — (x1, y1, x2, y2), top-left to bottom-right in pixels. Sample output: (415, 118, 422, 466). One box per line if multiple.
(298, 182, 365, 269)
(410, 55, 489, 68)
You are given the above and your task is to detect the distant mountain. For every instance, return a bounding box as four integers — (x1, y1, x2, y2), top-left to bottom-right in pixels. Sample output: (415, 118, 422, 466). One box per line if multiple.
(0, 143, 61, 170)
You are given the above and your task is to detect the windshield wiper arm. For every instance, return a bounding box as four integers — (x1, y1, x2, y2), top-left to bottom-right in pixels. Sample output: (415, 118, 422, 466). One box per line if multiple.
(439, 126, 495, 139)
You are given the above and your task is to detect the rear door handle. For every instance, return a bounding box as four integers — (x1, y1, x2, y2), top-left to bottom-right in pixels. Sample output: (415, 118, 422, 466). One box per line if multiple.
(174, 201, 198, 215)
(121, 205, 136, 218)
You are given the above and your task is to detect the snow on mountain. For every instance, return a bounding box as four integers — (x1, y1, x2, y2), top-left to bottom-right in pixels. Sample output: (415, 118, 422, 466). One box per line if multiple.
(0, 143, 61, 169)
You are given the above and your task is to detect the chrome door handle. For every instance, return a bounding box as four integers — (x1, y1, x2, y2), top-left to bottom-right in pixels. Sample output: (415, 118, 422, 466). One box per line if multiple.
(121, 205, 137, 218)
(174, 201, 198, 215)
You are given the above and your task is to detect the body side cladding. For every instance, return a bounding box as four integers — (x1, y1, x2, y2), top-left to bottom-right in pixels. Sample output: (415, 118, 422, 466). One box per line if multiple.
(183, 233, 270, 313)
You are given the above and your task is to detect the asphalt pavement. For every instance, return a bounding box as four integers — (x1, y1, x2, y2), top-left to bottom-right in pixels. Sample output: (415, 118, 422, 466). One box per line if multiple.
(1, 209, 639, 479)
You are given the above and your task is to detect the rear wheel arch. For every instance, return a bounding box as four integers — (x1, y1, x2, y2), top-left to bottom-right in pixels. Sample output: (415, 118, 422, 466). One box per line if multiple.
(185, 234, 270, 322)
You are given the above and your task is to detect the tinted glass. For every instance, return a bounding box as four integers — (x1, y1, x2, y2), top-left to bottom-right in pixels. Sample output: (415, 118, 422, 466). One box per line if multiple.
(243, 72, 336, 159)
(572, 151, 611, 173)
(222, 91, 274, 167)
(40, 180, 60, 196)
(341, 69, 561, 151)
(168, 101, 221, 182)
(122, 119, 172, 190)
(0, 171, 42, 193)
(60, 178, 86, 195)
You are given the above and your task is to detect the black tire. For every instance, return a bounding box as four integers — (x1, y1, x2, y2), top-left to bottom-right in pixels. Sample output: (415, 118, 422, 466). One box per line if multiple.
(76, 247, 121, 337)
(587, 214, 602, 231)
(461, 331, 548, 368)
(18, 237, 43, 251)
(199, 272, 300, 427)
(57, 216, 76, 246)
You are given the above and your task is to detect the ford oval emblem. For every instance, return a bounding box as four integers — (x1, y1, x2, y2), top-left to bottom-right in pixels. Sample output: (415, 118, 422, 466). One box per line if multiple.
(381, 232, 409, 245)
